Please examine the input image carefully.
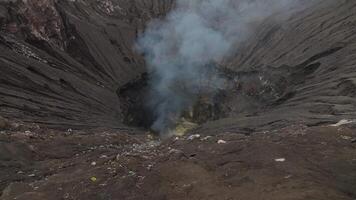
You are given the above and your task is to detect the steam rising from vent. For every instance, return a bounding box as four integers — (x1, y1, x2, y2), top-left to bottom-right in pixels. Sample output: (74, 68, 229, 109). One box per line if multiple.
(136, 0, 312, 135)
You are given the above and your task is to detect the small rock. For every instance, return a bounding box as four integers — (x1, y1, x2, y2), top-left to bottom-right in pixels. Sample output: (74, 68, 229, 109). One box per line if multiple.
(28, 174, 36, 177)
(24, 131, 32, 136)
(128, 171, 136, 176)
(90, 177, 97, 182)
(187, 134, 200, 140)
(217, 139, 227, 144)
(91, 162, 97, 166)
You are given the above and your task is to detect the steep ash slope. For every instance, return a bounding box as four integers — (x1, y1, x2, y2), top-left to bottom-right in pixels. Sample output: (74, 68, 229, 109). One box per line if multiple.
(199, 0, 356, 133)
(0, 0, 172, 128)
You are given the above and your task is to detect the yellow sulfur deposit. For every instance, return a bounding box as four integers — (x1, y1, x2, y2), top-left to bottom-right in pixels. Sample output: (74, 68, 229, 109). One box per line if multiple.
(174, 118, 198, 136)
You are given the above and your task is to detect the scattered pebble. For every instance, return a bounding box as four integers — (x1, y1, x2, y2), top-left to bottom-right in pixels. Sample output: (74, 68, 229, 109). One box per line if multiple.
(91, 162, 97, 166)
(28, 174, 36, 177)
(147, 134, 154, 140)
(201, 136, 212, 141)
(90, 177, 97, 182)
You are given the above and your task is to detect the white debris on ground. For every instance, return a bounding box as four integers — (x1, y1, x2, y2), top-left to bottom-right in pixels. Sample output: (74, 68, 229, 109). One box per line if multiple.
(275, 158, 286, 162)
(116, 140, 161, 161)
(217, 139, 227, 144)
(330, 119, 355, 127)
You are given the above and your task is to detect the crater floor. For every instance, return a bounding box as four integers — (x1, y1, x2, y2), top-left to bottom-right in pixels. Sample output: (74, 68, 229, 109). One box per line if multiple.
(1, 120, 356, 200)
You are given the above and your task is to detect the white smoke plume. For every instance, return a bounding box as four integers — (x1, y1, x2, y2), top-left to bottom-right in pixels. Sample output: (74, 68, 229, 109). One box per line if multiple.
(137, 0, 313, 135)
